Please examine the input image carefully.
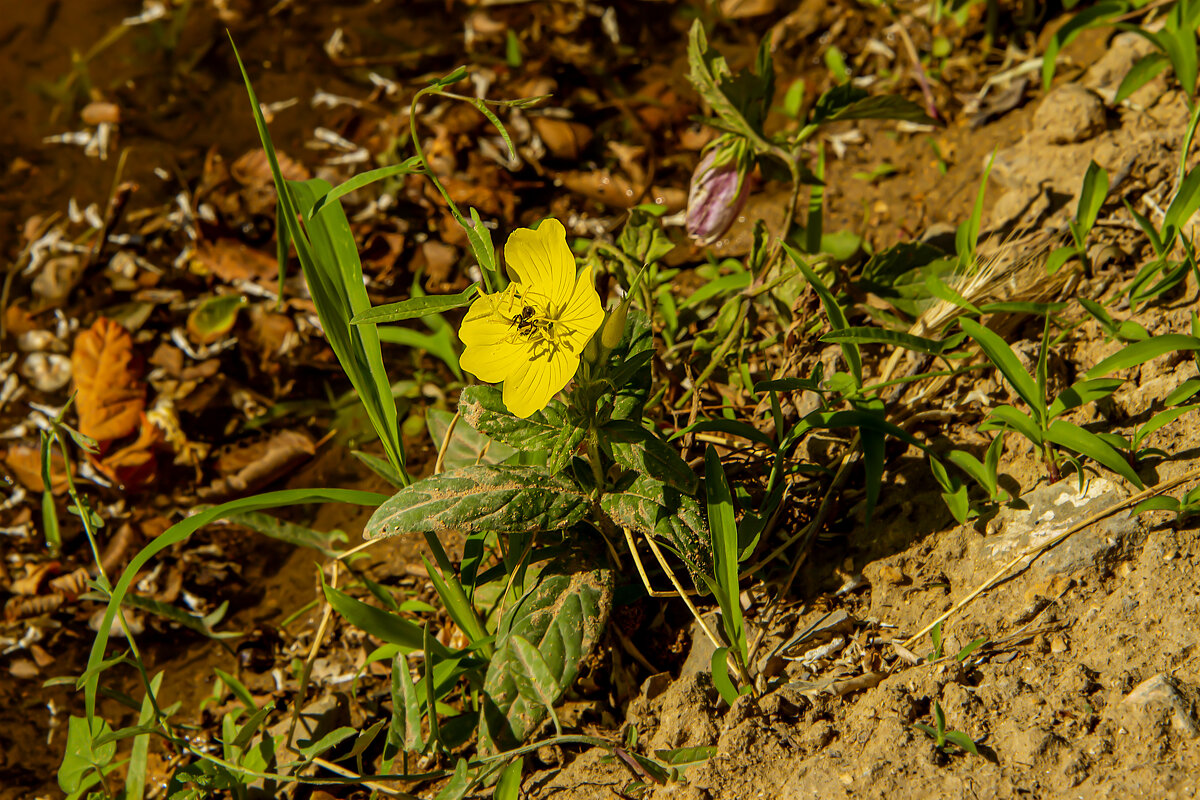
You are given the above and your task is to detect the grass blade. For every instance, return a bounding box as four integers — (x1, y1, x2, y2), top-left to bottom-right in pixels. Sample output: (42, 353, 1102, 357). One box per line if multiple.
(961, 318, 1044, 420)
(704, 446, 744, 660)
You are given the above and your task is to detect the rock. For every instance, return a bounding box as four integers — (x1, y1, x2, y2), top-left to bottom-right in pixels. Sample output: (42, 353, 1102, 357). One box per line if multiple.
(976, 477, 1138, 578)
(1034, 84, 1106, 144)
(1115, 674, 1200, 739)
(20, 353, 71, 393)
(1082, 32, 1159, 101)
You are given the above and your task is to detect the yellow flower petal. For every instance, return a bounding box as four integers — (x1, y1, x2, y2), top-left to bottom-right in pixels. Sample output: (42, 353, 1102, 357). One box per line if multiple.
(501, 344, 577, 418)
(559, 265, 605, 350)
(503, 219, 575, 309)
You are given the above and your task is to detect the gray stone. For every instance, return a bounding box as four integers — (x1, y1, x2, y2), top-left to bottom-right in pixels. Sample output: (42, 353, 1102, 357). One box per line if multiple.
(1116, 674, 1200, 739)
(1034, 84, 1106, 144)
(978, 477, 1138, 578)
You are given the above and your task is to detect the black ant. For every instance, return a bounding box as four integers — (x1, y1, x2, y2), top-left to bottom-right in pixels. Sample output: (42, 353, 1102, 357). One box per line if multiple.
(511, 304, 538, 335)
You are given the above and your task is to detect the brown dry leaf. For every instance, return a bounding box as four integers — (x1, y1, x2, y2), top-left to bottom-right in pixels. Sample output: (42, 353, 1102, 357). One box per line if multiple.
(531, 117, 594, 160)
(191, 240, 278, 283)
(230, 148, 311, 185)
(200, 429, 316, 499)
(10, 561, 61, 595)
(4, 304, 36, 336)
(96, 414, 162, 489)
(2, 444, 69, 495)
(72, 318, 145, 444)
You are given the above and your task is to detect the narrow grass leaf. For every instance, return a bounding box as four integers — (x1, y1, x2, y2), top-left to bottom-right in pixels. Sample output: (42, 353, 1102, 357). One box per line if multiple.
(1046, 419, 1143, 488)
(307, 158, 424, 218)
(1047, 378, 1124, 419)
(710, 647, 739, 705)
(961, 318, 1043, 417)
(784, 244, 861, 385)
(674, 418, 776, 449)
(821, 327, 947, 355)
(124, 672, 163, 800)
(350, 285, 479, 325)
(1085, 335, 1200, 378)
(322, 576, 450, 657)
(705, 446, 744, 657)
(981, 405, 1043, 445)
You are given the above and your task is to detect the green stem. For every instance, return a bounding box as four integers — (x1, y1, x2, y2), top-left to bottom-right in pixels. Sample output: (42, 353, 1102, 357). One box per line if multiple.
(421, 531, 492, 658)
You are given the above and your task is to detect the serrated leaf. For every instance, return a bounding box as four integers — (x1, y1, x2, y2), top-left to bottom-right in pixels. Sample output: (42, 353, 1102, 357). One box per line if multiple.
(365, 465, 588, 539)
(605, 420, 698, 493)
(479, 559, 612, 754)
(458, 386, 583, 473)
(811, 87, 935, 125)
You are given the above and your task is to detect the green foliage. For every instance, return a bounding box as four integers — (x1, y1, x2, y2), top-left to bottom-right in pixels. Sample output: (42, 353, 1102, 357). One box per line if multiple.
(914, 701, 981, 756)
(478, 560, 612, 754)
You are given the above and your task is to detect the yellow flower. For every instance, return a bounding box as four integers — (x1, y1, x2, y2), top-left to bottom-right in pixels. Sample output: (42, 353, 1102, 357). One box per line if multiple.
(459, 219, 603, 418)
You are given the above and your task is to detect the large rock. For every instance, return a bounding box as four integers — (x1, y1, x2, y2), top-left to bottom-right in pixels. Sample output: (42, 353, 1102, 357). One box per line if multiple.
(1114, 674, 1200, 739)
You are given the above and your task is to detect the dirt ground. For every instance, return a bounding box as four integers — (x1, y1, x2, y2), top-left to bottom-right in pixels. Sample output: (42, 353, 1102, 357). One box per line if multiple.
(5, 1, 1200, 798)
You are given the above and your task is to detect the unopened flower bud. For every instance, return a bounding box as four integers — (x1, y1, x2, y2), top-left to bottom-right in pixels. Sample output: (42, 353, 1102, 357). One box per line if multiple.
(686, 143, 751, 246)
(600, 298, 630, 352)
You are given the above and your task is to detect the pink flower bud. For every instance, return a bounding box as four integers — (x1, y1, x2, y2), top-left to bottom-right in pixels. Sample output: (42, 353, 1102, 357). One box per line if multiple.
(686, 148, 750, 246)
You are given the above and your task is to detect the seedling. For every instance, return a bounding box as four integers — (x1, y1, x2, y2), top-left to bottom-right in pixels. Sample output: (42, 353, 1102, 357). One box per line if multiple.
(914, 701, 980, 756)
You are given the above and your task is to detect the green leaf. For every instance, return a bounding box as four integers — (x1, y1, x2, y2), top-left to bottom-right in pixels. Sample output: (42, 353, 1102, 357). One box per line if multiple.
(605, 420, 698, 494)
(946, 448, 996, 497)
(307, 157, 425, 218)
(365, 465, 588, 539)
(351, 284, 479, 326)
(59, 716, 116, 793)
(390, 653, 426, 753)
(434, 758, 474, 800)
(600, 474, 712, 594)
(323, 577, 450, 657)
(810, 83, 935, 125)
(83, 488, 386, 724)
(124, 672, 162, 800)
(222, 509, 346, 556)
(1134, 496, 1180, 514)
(1047, 378, 1124, 419)
(821, 326, 948, 356)
(705, 446, 744, 658)
(1164, 378, 1200, 407)
(674, 418, 776, 449)
(1076, 161, 1110, 237)
(1115, 52, 1170, 104)
(1046, 419, 1143, 488)
(961, 318, 1044, 419)
(980, 405, 1044, 446)
(508, 635, 564, 733)
(496, 757, 524, 800)
(931, 457, 970, 524)
(478, 559, 612, 754)
(458, 386, 583, 474)
(710, 647, 739, 705)
(784, 244, 861, 386)
(1164, 163, 1200, 239)
(352, 449, 409, 488)
(187, 295, 247, 342)
(1086, 335, 1200, 378)
(943, 730, 980, 756)
(1043, 2, 1128, 90)
(425, 408, 517, 472)
(956, 637, 987, 662)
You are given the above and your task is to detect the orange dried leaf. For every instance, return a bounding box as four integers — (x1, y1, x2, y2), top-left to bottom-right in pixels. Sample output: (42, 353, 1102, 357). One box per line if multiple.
(72, 318, 145, 444)
(2, 445, 68, 495)
(96, 414, 162, 489)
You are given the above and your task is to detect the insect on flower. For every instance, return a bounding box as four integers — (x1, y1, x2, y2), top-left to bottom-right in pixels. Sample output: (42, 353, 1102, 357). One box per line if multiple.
(459, 219, 603, 418)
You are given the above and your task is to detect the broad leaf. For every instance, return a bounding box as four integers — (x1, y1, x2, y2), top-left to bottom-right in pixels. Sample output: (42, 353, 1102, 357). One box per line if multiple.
(365, 465, 588, 539)
(479, 559, 612, 753)
(604, 419, 698, 493)
(600, 474, 712, 593)
(458, 386, 583, 474)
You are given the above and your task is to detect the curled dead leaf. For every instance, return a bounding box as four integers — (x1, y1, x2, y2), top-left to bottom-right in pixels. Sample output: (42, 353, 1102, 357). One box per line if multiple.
(531, 116, 594, 160)
(200, 429, 316, 499)
(95, 413, 162, 489)
(72, 318, 145, 444)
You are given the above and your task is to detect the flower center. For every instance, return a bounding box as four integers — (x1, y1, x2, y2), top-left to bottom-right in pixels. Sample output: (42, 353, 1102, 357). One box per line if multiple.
(495, 284, 576, 358)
